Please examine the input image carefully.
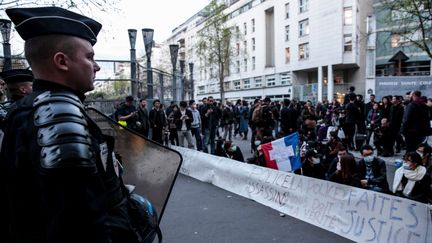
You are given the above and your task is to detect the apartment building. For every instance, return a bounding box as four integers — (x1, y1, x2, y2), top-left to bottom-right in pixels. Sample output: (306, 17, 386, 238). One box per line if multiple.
(165, 0, 373, 103)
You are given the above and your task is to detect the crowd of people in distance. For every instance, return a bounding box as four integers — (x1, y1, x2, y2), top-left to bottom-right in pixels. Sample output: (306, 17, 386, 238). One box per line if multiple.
(112, 87, 432, 203)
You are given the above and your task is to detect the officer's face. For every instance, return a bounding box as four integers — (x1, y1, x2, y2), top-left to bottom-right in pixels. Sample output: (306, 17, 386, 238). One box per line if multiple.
(68, 37, 100, 93)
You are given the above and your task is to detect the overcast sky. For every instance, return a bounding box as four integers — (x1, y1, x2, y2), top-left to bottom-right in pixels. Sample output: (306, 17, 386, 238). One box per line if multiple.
(3, 0, 209, 60)
(94, 0, 210, 60)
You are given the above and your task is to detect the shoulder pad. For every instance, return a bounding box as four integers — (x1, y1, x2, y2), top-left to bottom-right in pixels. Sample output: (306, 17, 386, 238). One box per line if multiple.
(33, 91, 86, 127)
(34, 91, 96, 172)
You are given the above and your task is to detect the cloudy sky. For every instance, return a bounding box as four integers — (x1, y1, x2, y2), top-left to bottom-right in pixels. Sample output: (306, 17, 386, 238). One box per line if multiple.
(94, 0, 210, 59)
(3, 0, 209, 60)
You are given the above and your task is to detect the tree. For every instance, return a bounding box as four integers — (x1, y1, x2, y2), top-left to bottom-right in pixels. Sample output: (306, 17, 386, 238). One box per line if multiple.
(196, 0, 237, 104)
(377, 0, 432, 59)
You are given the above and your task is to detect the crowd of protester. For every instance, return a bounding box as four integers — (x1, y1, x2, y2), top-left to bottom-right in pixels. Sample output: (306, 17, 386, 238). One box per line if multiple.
(112, 87, 432, 204)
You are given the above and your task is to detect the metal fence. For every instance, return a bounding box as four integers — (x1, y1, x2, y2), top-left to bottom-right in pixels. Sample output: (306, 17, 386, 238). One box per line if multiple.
(0, 57, 183, 115)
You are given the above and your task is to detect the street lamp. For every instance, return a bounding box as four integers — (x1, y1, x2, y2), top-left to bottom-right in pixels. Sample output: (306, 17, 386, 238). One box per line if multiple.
(189, 62, 194, 100)
(142, 28, 154, 106)
(127, 29, 137, 98)
(0, 19, 12, 71)
(179, 59, 185, 101)
(169, 44, 179, 103)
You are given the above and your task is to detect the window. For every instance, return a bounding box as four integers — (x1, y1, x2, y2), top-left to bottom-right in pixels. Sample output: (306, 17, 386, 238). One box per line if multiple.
(252, 38, 256, 51)
(344, 34, 352, 51)
(224, 81, 231, 91)
(280, 72, 292, 85)
(198, 86, 205, 94)
(266, 75, 276, 87)
(252, 56, 256, 70)
(299, 0, 308, 13)
(299, 19, 309, 37)
(285, 25, 290, 41)
(236, 60, 240, 73)
(244, 58, 248, 72)
(391, 34, 400, 48)
(284, 47, 290, 63)
(244, 40, 247, 53)
(234, 80, 241, 90)
(210, 84, 216, 93)
(251, 19, 255, 32)
(254, 77, 262, 88)
(299, 43, 309, 60)
(391, 33, 411, 47)
(243, 79, 251, 89)
(285, 3, 290, 19)
(244, 22, 247, 35)
(236, 42, 240, 55)
(344, 7, 353, 25)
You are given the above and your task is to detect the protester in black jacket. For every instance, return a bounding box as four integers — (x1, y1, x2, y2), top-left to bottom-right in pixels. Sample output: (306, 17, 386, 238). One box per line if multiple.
(280, 99, 300, 136)
(149, 99, 166, 144)
(401, 91, 431, 152)
(357, 145, 389, 192)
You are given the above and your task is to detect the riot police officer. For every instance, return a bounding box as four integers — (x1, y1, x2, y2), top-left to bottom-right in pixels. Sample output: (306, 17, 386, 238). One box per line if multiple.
(0, 63, 34, 149)
(0, 7, 137, 243)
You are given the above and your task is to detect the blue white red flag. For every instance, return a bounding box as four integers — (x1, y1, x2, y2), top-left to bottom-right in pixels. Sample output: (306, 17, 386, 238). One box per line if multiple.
(261, 132, 301, 172)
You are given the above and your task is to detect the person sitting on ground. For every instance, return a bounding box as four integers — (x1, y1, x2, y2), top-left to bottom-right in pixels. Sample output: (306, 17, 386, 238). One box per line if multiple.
(324, 131, 344, 170)
(392, 152, 430, 203)
(416, 143, 432, 170)
(358, 144, 389, 192)
(326, 146, 351, 180)
(223, 140, 245, 162)
(249, 136, 274, 167)
(215, 137, 226, 157)
(329, 155, 361, 187)
(302, 149, 326, 180)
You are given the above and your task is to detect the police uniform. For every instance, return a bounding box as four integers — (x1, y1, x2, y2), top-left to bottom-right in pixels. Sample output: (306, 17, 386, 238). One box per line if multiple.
(0, 69, 33, 146)
(0, 7, 135, 243)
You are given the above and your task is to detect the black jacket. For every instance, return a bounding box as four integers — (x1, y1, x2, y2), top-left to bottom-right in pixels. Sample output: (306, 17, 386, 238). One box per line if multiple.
(201, 104, 221, 129)
(280, 106, 299, 135)
(174, 109, 193, 131)
(358, 157, 389, 191)
(396, 170, 431, 203)
(0, 80, 129, 243)
(401, 101, 431, 136)
(149, 108, 166, 129)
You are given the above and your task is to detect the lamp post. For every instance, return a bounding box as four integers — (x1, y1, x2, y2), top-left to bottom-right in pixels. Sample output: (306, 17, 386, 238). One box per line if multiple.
(189, 62, 194, 100)
(0, 19, 12, 71)
(169, 44, 179, 103)
(179, 59, 185, 101)
(127, 29, 137, 98)
(142, 28, 154, 106)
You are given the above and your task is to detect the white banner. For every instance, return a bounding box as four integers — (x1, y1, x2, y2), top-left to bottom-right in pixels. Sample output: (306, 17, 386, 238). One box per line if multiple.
(174, 146, 432, 243)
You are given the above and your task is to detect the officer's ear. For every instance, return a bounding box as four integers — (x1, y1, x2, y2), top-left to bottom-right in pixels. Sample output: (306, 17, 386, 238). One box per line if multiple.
(52, 52, 69, 71)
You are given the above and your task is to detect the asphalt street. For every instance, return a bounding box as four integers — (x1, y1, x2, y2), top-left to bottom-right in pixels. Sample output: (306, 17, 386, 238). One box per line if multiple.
(160, 174, 353, 243)
(159, 127, 406, 242)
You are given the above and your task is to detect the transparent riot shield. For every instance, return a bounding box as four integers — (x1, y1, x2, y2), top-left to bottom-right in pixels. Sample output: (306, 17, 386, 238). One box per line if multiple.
(86, 107, 182, 223)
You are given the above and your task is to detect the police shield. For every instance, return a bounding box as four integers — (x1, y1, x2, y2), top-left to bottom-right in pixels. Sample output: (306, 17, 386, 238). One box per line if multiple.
(86, 107, 182, 222)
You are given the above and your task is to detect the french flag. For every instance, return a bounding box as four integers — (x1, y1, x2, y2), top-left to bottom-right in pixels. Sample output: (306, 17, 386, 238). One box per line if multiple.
(261, 132, 302, 172)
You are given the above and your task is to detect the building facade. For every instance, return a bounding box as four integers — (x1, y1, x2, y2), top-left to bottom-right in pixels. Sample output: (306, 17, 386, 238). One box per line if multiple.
(372, 0, 432, 99)
(165, 0, 373, 103)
